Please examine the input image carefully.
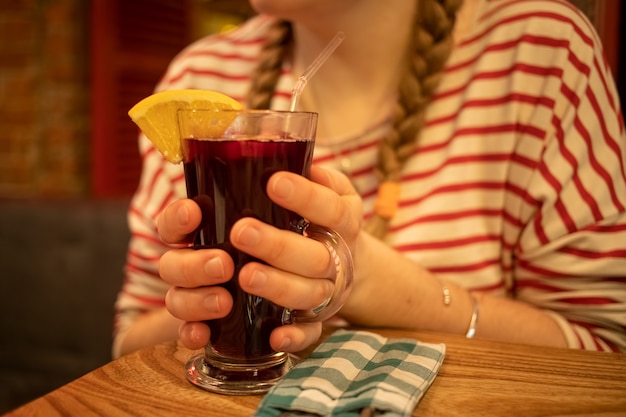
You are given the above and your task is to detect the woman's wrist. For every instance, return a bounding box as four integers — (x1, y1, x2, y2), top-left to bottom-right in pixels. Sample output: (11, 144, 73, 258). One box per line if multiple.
(434, 278, 480, 338)
(113, 307, 181, 358)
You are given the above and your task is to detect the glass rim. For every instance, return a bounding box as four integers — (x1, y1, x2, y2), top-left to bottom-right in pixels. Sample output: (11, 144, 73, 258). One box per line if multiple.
(177, 108, 318, 117)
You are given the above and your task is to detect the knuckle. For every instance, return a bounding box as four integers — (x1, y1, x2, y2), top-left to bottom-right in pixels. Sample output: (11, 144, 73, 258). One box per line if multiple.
(310, 278, 335, 309)
(178, 252, 198, 285)
(255, 226, 289, 263)
(158, 250, 177, 283)
(330, 196, 359, 239)
(165, 287, 182, 317)
(315, 247, 335, 277)
(268, 234, 290, 262)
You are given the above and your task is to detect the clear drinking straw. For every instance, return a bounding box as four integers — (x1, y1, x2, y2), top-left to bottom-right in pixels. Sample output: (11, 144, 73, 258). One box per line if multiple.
(289, 32, 346, 112)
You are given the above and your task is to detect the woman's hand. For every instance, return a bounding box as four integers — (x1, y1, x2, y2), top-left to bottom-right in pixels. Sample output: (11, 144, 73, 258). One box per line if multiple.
(157, 165, 362, 353)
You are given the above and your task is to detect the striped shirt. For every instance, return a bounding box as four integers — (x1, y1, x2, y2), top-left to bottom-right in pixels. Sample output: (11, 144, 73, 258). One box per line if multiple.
(115, 0, 626, 352)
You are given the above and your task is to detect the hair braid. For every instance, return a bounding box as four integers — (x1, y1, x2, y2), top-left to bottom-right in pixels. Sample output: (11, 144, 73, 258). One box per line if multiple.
(247, 19, 293, 110)
(365, 0, 463, 238)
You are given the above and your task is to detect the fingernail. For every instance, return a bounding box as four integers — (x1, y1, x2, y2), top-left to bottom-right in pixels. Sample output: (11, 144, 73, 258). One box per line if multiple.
(204, 257, 224, 279)
(278, 337, 292, 350)
(272, 176, 294, 199)
(204, 294, 220, 313)
(189, 326, 200, 343)
(177, 204, 189, 225)
(248, 269, 267, 289)
(236, 224, 261, 246)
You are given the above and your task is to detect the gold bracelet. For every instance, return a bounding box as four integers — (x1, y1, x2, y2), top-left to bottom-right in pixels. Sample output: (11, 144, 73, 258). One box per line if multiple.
(465, 294, 479, 339)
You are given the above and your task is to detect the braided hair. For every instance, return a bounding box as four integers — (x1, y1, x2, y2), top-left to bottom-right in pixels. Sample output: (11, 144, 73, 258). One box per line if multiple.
(247, 19, 293, 110)
(247, 0, 463, 239)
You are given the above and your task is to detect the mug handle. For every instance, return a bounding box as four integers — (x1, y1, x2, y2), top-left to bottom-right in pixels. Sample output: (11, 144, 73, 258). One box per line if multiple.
(282, 224, 354, 324)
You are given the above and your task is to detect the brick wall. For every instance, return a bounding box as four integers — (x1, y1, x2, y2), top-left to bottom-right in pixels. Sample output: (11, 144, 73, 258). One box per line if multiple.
(0, 0, 89, 198)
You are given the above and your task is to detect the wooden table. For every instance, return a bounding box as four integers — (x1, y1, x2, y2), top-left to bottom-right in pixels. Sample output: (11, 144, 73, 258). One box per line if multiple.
(6, 325, 626, 417)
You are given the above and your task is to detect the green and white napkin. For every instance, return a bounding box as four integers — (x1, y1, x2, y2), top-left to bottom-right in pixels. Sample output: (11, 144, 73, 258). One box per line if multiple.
(254, 329, 446, 417)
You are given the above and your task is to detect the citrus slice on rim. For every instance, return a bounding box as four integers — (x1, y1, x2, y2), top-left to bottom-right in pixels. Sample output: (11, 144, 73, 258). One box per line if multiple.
(128, 89, 243, 164)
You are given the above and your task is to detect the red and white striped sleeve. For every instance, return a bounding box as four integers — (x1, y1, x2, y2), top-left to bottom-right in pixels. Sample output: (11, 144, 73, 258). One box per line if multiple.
(505, 0, 626, 352)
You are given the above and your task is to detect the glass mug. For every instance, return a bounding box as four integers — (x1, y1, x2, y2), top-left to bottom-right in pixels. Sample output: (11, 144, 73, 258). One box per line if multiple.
(178, 109, 353, 395)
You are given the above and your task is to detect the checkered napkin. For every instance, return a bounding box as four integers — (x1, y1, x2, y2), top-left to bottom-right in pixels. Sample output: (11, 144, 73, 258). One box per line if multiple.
(254, 329, 446, 417)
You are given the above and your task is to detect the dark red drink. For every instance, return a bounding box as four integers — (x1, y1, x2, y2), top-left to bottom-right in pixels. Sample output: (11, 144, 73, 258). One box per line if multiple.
(182, 137, 314, 363)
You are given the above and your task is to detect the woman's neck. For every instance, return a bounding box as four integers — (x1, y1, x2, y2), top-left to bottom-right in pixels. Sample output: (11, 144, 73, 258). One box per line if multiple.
(292, 2, 415, 76)
(289, 1, 417, 141)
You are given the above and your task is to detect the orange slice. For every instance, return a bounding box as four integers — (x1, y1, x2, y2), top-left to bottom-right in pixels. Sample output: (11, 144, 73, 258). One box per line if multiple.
(128, 89, 243, 163)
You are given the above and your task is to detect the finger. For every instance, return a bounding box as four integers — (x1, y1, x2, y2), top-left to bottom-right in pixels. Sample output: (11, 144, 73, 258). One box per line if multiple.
(231, 217, 335, 279)
(179, 321, 211, 350)
(157, 199, 202, 244)
(165, 285, 233, 322)
(160, 248, 234, 288)
(269, 322, 322, 353)
(310, 165, 356, 198)
(267, 169, 361, 240)
(179, 316, 322, 354)
(238, 260, 335, 311)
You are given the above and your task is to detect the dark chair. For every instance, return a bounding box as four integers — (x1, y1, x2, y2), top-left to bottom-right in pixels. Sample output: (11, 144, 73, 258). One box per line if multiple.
(0, 199, 130, 413)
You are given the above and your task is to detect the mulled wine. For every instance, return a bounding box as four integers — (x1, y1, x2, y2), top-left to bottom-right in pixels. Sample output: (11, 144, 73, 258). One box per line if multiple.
(182, 137, 314, 363)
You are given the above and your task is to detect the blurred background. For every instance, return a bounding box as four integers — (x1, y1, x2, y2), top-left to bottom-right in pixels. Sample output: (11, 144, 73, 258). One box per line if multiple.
(0, 0, 623, 413)
(0, 0, 255, 413)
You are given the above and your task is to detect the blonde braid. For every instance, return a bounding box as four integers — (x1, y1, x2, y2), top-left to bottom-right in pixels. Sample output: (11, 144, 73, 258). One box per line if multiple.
(247, 20, 293, 110)
(365, 0, 463, 238)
